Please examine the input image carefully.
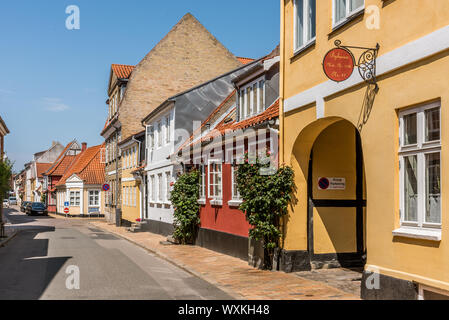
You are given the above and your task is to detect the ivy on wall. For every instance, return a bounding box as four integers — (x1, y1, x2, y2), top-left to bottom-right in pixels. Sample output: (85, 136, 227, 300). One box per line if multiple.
(236, 151, 295, 270)
(170, 169, 200, 245)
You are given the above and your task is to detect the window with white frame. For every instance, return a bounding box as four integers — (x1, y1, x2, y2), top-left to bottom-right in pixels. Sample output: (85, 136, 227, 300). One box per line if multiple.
(157, 121, 163, 147)
(165, 172, 171, 202)
(70, 191, 80, 206)
(165, 115, 171, 144)
(208, 161, 222, 200)
(333, 0, 364, 27)
(399, 102, 441, 229)
(158, 173, 163, 202)
(146, 126, 154, 150)
(231, 166, 241, 201)
(294, 0, 316, 51)
(150, 175, 155, 202)
(199, 165, 206, 199)
(239, 77, 265, 121)
(89, 190, 100, 207)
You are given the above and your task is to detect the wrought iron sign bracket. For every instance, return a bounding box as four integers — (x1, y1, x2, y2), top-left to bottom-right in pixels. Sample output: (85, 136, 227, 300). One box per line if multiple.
(334, 40, 380, 88)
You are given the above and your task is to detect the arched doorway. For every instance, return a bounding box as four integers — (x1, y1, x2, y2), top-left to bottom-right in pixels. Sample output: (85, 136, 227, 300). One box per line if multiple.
(290, 118, 366, 269)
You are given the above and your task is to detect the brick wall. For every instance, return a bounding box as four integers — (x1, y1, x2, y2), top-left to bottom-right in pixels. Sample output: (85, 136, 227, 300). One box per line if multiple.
(118, 13, 243, 140)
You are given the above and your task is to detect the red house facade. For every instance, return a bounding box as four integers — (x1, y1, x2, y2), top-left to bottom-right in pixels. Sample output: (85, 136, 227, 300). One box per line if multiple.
(176, 48, 280, 260)
(43, 141, 82, 213)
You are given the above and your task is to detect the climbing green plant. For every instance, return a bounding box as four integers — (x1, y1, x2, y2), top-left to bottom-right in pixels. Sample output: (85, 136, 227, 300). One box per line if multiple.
(236, 151, 295, 270)
(0, 158, 13, 200)
(170, 170, 200, 245)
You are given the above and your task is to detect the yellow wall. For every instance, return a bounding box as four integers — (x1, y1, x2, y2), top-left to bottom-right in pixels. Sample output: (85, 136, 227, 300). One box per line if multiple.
(120, 143, 141, 223)
(282, 0, 449, 290)
(311, 121, 360, 254)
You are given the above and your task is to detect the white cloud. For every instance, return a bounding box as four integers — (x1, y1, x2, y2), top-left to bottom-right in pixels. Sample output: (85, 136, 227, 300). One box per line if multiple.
(42, 98, 70, 112)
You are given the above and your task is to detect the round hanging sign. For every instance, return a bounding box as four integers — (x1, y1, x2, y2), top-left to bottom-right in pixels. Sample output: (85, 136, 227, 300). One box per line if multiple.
(323, 48, 355, 82)
(102, 184, 110, 192)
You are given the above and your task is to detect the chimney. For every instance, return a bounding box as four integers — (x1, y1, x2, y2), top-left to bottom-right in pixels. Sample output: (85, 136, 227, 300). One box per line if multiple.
(82, 143, 87, 151)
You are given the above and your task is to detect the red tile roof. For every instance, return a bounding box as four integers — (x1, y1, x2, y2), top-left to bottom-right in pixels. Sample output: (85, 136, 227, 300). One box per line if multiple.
(56, 144, 105, 186)
(36, 163, 52, 178)
(111, 64, 135, 79)
(237, 57, 255, 65)
(45, 141, 78, 176)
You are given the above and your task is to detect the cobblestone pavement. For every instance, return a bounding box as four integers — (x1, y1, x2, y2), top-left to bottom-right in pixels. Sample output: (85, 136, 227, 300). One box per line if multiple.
(295, 268, 363, 297)
(88, 220, 361, 300)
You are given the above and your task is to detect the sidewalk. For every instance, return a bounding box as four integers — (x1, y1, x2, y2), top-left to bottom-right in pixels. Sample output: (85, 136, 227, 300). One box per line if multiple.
(0, 209, 18, 248)
(89, 220, 360, 300)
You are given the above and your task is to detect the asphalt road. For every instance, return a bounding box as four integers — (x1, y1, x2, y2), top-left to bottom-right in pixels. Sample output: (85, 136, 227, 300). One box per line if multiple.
(0, 206, 232, 300)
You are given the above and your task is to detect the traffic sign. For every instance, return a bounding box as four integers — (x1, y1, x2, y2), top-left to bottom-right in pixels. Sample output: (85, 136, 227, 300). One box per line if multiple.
(318, 177, 330, 190)
(64, 201, 70, 207)
(64, 207, 70, 214)
(102, 184, 110, 192)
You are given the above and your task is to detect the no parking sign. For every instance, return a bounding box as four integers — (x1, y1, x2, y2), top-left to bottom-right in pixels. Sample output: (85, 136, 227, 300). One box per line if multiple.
(318, 177, 346, 190)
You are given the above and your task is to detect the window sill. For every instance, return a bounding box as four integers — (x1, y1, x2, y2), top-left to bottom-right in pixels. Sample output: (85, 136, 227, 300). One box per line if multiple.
(292, 39, 316, 60)
(392, 227, 441, 241)
(331, 8, 365, 34)
(228, 200, 242, 207)
(210, 199, 223, 206)
(198, 199, 206, 205)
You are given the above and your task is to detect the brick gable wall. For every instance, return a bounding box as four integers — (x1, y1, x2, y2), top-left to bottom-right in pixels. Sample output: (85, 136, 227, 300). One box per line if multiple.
(118, 13, 243, 140)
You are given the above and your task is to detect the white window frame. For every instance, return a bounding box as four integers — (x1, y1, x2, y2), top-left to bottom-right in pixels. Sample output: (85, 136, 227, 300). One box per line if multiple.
(199, 165, 206, 202)
(238, 76, 266, 122)
(146, 125, 154, 150)
(332, 0, 365, 29)
(70, 191, 80, 207)
(165, 115, 171, 144)
(293, 0, 317, 53)
(157, 121, 163, 148)
(157, 173, 163, 203)
(397, 102, 441, 236)
(229, 165, 242, 207)
(208, 160, 223, 205)
(150, 175, 155, 203)
(165, 171, 171, 203)
(88, 190, 100, 207)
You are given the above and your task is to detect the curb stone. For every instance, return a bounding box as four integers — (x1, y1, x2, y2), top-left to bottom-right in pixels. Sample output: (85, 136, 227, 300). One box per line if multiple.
(0, 230, 19, 248)
(88, 222, 244, 300)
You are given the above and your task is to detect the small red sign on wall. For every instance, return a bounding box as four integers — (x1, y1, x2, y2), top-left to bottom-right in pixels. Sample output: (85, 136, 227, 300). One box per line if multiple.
(323, 48, 355, 82)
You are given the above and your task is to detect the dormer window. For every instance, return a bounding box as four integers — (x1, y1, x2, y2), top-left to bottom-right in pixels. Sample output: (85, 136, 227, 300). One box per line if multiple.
(238, 76, 265, 121)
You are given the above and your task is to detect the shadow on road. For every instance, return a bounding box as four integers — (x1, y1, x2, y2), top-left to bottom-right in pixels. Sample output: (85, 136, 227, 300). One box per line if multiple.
(3, 207, 54, 226)
(0, 226, 72, 300)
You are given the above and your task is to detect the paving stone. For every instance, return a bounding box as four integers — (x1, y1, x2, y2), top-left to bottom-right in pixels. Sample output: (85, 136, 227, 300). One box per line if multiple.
(89, 220, 360, 300)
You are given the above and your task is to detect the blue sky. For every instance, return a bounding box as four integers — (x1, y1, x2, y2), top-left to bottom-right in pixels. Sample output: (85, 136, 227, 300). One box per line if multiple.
(0, 0, 280, 172)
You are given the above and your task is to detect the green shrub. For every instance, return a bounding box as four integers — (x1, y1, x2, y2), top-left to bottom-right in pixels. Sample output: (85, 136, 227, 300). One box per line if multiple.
(170, 170, 200, 244)
(236, 151, 295, 269)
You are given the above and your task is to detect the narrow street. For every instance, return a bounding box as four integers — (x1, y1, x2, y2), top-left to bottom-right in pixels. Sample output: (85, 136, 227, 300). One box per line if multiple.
(0, 206, 232, 300)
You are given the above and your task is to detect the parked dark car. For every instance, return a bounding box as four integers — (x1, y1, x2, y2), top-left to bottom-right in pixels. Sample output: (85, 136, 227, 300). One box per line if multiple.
(20, 201, 31, 212)
(25, 202, 48, 216)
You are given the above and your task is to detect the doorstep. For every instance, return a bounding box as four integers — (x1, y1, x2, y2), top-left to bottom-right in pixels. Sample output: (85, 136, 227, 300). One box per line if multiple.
(89, 220, 360, 300)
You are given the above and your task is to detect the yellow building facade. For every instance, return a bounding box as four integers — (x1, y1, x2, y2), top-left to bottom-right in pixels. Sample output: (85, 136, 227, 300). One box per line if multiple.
(118, 132, 144, 226)
(280, 0, 449, 299)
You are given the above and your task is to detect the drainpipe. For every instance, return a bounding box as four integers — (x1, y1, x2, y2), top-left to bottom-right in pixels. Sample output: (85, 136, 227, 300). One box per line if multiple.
(113, 123, 121, 227)
(279, 0, 286, 250)
(131, 136, 144, 220)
